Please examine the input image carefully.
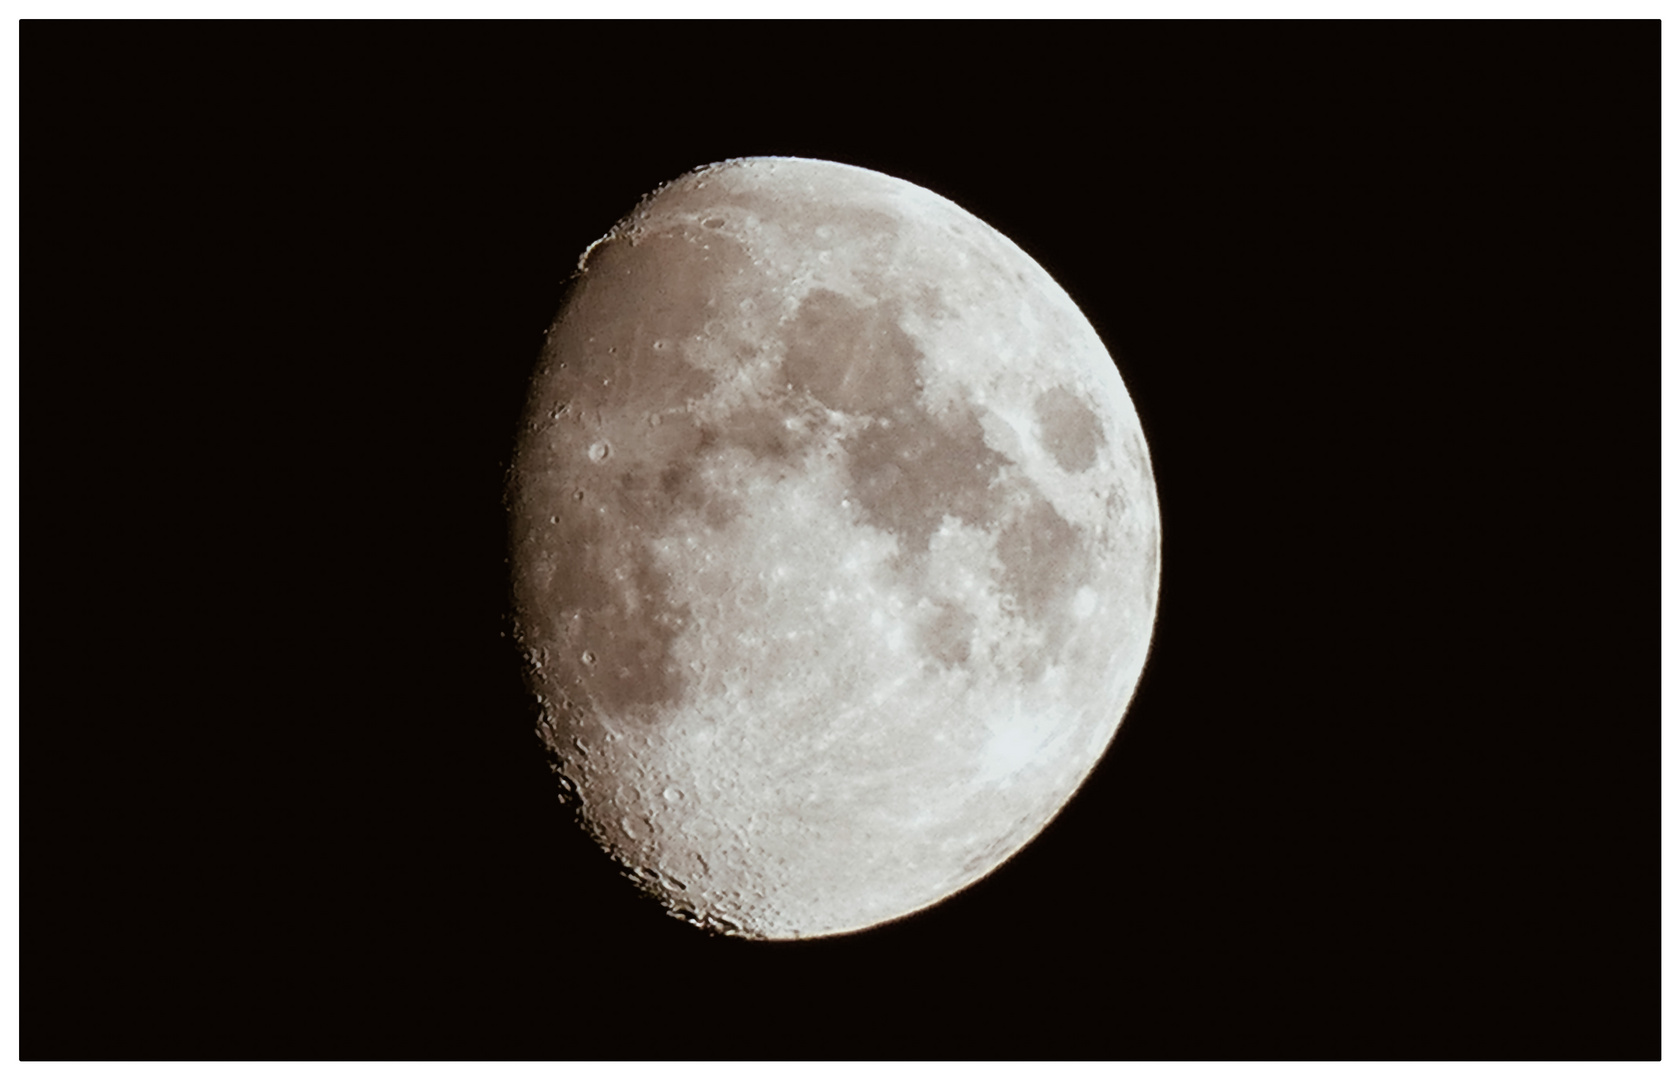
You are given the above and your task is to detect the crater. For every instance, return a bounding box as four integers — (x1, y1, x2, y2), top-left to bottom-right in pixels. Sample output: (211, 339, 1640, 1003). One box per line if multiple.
(1034, 385, 1104, 473)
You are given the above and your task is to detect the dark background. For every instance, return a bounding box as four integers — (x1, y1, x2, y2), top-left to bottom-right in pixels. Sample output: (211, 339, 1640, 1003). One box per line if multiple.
(28, 22, 1655, 1060)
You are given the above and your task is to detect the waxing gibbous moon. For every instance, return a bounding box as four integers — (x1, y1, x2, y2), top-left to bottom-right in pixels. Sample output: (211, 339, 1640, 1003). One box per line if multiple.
(507, 157, 1160, 940)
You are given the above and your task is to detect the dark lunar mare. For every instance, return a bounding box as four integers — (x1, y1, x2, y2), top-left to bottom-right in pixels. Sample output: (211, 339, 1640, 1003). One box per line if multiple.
(777, 284, 1095, 680)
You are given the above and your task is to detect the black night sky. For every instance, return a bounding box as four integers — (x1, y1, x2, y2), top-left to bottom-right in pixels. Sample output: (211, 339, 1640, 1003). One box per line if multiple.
(27, 22, 1655, 1060)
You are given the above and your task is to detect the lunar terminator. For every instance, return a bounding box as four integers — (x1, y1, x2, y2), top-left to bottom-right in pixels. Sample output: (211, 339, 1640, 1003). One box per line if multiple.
(507, 157, 1160, 939)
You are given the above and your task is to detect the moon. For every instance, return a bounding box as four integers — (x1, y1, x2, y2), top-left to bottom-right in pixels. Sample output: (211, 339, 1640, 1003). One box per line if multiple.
(507, 157, 1160, 940)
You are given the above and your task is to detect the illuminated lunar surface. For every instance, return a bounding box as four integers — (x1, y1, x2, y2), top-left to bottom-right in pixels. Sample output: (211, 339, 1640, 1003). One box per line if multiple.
(507, 157, 1160, 940)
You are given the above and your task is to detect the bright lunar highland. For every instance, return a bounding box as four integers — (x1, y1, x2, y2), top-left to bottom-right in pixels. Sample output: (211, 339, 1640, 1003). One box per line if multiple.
(508, 157, 1160, 939)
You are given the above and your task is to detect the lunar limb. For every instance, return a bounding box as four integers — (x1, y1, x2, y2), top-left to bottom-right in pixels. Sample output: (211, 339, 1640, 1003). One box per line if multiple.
(508, 158, 1160, 939)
